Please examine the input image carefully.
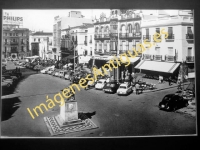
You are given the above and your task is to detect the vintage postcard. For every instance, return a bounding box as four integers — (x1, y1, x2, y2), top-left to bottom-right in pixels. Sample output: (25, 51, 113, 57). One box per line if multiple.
(1, 9, 196, 137)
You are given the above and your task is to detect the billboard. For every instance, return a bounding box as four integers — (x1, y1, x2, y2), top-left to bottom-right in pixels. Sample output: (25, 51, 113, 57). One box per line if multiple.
(3, 12, 23, 25)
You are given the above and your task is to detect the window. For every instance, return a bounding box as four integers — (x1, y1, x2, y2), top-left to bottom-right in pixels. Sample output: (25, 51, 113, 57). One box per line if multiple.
(135, 23, 140, 33)
(168, 27, 173, 38)
(155, 47, 160, 55)
(156, 28, 160, 34)
(122, 41, 126, 51)
(168, 47, 173, 55)
(146, 28, 149, 36)
(34, 38, 36, 42)
(38, 38, 40, 42)
(128, 24, 132, 33)
(187, 27, 192, 34)
(16, 33, 18, 36)
(10, 33, 12, 36)
(21, 46, 24, 51)
(187, 47, 192, 56)
(22, 33, 23, 36)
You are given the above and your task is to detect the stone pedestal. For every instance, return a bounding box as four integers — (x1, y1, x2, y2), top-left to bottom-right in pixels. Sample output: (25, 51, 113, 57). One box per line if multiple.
(55, 98, 85, 128)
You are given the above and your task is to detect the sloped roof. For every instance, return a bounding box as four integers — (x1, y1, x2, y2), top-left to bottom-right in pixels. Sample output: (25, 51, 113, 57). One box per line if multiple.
(32, 32, 53, 36)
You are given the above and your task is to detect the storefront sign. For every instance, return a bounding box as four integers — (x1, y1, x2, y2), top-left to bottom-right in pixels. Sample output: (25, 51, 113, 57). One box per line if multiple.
(3, 12, 23, 25)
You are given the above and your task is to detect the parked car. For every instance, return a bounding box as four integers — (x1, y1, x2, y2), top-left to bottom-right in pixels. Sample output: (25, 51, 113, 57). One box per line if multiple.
(64, 71, 74, 80)
(47, 68, 55, 75)
(117, 83, 133, 95)
(1, 81, 11, 88)
(159, 94, 189, 111)
(103, 82, 120, 94)
(59, 70, 68, 78)
(55, 69, 61, 77)
(2, 77, 13, 85)
(40, 67, 51, 74)
(2, 58, 7, 66)
(95, 79, 107, 90)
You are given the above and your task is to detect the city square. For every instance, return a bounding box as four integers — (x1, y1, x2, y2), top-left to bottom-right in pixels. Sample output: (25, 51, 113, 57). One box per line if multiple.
(1, 9, 196, 137)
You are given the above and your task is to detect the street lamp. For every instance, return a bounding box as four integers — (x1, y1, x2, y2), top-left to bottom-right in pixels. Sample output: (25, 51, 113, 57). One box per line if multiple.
(68, 26, 75, 73)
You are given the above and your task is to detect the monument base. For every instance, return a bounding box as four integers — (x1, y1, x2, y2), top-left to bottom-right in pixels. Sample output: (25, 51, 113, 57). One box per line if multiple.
(55, 115, 85, 128)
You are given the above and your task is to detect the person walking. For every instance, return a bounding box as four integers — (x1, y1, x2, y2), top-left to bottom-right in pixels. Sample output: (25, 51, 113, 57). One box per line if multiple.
(135, 83, 140, 95)
(168, 76, 171, 86)
(177, 79, 182, 90)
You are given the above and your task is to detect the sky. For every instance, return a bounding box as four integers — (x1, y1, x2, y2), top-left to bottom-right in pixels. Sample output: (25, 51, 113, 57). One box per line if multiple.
(3, 9, 156, 32)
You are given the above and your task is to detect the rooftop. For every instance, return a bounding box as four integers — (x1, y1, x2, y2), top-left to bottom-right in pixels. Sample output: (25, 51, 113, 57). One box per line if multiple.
(31, 32, 53, 36)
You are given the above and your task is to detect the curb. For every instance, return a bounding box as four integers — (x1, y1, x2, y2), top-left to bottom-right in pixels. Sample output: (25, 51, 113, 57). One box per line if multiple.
(142, 83, 190, 93)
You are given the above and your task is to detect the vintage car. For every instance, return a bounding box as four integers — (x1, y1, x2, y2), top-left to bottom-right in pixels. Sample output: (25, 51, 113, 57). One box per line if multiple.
(117, 83, 133, 95)
(64, 71, 74, 80)
(40, 67, 50, 74)
(103, 82, 120, 94)
(159, 94, 189, 111)
(2, 77, 13, 85)
(47, 68, 55, 75)
(59, 70, 68, 78)
(95, 79, 107, 90)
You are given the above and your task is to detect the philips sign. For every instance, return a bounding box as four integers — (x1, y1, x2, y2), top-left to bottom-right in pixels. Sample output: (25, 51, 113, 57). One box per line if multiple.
(3, 12, 23, 25)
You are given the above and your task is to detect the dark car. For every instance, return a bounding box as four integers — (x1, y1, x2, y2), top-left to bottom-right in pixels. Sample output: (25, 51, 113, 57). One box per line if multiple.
(103, 82, 120, 94)
(159, 94, 189, 111)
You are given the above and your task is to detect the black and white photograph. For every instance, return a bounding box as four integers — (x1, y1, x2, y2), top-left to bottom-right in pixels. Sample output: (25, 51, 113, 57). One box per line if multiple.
(1, 9, 196, 137)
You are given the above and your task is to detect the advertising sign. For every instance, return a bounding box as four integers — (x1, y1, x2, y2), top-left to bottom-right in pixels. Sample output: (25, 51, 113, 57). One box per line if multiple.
(3, 12, 23, 25)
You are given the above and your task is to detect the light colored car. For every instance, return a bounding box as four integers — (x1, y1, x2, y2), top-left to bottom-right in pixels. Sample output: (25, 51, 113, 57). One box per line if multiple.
(55, 70, 60, 77)
(117, 83, 133, 95)
(47, 68, 55, 74)
(40, 67, 50, 74)
(64, 71, 74, 80)
(59, 70, 67, 78)
(95, 79, 107, 90)
(2, 81, 11, 88)
(2, 77, 13, 85)
(2, 58, 7, 66)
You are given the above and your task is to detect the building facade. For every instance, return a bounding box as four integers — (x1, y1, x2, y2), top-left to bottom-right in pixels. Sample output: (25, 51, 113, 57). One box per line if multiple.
(29, 31, 53, 59)
(53, 11, 93, 61)
(93, 9, 143, 80)
(2, 28, 30, 59)
(136, 10, 194, 79)
(60, 23, 95, 64)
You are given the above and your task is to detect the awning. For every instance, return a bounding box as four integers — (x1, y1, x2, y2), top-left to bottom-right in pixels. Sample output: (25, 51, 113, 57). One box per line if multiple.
(135, 60, 180, 73)
(188, 72, 195, 79)
(120, 56, 140, 64)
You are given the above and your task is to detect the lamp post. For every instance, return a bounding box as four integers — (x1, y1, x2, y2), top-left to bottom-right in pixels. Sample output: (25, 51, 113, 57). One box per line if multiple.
(68, 25, 75, 73)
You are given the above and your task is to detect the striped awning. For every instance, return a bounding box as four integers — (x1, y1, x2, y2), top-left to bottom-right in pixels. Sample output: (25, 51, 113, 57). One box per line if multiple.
(135, 60, 180, 73)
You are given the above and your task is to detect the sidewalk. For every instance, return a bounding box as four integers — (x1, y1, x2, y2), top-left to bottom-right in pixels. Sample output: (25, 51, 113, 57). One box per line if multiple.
(141, 78, 190, 93)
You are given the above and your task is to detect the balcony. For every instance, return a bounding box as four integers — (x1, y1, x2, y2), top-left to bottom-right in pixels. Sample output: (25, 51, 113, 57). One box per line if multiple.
(84, 41, 87, 46)
(94, 34, 110, 40)
(21, 42, 25, 44)
(52, 48, 57, 53)
(110, 33, 118, 37)
(165, 34, 175, 40)
(186, 34, 194, 40)
(143, 54, 151, 60)
(165, 55, 175, 62)
(143, 35, 151, 42)
(186, 56, 195, 62)
(119, 50, 125, 54)
(119, 32, 141, 39)
(154, 55, 162, 61)
(4, 42, 9, 45)
(10, 42, 18, 45)
(119, 33, 127, 38)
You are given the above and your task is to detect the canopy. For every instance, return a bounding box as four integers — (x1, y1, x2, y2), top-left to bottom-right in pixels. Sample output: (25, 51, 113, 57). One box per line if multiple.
(135, 60, 180, 73)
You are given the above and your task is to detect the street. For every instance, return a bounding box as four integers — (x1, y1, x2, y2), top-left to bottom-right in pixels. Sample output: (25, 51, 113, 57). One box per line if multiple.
(1, 68, 196, 137)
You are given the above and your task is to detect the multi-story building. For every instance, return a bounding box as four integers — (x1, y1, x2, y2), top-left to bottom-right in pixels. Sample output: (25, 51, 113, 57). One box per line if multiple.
(53, 11, 93, 61)
(2, 28, 30, 59)
(29, 31, 53, 59)
(60, 23, 94, 64)
(135, 10, 194, 80)
(93, 9, 142, 80)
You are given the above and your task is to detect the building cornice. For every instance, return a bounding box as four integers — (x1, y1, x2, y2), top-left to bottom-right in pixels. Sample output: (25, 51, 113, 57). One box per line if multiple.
(141, 22, 193, 28)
